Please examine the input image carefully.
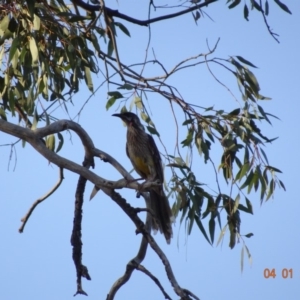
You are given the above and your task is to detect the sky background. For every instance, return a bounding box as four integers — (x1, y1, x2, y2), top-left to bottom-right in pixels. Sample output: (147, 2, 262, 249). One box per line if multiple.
(1, 1, 299, 299)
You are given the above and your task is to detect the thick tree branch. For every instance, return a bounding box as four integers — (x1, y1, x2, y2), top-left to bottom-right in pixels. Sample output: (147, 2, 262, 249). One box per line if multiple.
(72, 0, 218, 26)
(0, 119, 159, 191)
(72, 157, 93, 296)
(104, 189, 197, 300)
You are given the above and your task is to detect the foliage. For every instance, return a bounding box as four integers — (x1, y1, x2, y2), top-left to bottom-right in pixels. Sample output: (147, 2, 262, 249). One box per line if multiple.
(0, 0, 290, 297)
(0, 0, 289, 248)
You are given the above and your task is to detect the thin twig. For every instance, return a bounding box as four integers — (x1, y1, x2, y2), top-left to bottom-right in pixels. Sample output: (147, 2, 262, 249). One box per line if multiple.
(137, 264, 172, 300)
(259, 0, 280, 43)
(19, 167, 64, 233)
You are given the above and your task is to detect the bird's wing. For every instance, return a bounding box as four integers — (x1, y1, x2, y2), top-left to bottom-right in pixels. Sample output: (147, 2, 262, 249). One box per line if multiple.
(146, 133, 164, 183)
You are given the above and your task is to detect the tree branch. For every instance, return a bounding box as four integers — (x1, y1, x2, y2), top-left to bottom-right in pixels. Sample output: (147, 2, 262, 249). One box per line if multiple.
(0, 119, 159, 192)
(72, 0, 218, 26)
(104, 189, 197, 300)
(19, 167, 64, 233)
(137, 264, 172, 300)
(72, 157, 93, 296)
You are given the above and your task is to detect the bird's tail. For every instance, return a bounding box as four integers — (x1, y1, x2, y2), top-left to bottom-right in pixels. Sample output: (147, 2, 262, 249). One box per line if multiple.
(149, 188, 173, 244)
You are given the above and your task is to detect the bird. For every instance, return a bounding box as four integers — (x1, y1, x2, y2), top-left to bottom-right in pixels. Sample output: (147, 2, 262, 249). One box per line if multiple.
(112, 112, 173, 243)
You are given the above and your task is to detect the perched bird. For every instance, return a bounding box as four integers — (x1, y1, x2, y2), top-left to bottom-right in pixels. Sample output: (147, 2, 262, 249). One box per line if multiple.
(113, 112, 173, 243)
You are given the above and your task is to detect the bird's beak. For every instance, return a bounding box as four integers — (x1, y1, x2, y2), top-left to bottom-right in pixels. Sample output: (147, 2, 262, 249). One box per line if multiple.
(112, 113, 122, 118)
(112, 113, 128, 124)
(112, 113, 128, 121)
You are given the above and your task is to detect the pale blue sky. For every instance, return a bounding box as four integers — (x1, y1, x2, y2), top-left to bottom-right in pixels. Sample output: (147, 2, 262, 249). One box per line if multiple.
(1, 1, 299, 299)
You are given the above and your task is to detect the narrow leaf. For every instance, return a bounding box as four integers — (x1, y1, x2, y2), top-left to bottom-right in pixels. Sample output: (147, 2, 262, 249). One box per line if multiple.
(26, 0, 36, 18)
(107, 39, 114, 56)
(56, 132, 64, 153)
(266, 165, 282, 173)
(84, 66, 93, 92)
(244, 4, 249, 21)
(117, 83, 133, 90)
(107, 91, 123, 98)
(245, 197, 253, 214)
(216, 224, 228, 247)
(279, 180, 286, 191)
(147, 126, 160, 136)
(236, 56, 257, 68)
(114, 22, 131, 37)
(195, 217, 211, 245)
(228, 0, 241, 9)
(9, 37, 19, 63)
(265, 0, 269, 15)
(245, 233, 254, 238)
(209, 218, 215, 244)
(106, 96, 117, 110)
(274, 0, 292, 14)
(29, 37, 39, 66)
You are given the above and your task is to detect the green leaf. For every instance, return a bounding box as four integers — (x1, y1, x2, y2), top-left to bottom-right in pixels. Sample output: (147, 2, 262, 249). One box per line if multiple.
(250, 0, 261, 11)
(31, 109, 39, 130)
(195, 216, 211, 245)
(266, 179, 274, 200)
(29, 37, 39, 66)
(265, 0, 269, 15)
(244, 4, 249, 21)
(8, 18, 18, 33)
(187, 212, 195, 235)
(182, 129, 194, 147)
(84, 66, 93, 92)
(46, 134, 55, 151)
(237, 203, 250, 214)
(245, 233, 254, 238)
(266, 165, 282, 173)
(238, 162, 250, 181)
(0, 108, 7, 120)
(90, 32, 101, 53)
(134, 96, 143, 110)
(146, 126, 160, 136)
(240, 169, 254, 189)
(279, 180, 286, 191)
(56, 132, 64, 153)
(107, 91, 123, 98)
(245, 197, 253, 214)
(106, 96, 117, 110)
(26, 0, 36, 19)
(117, 83, 134, 90)
(248, 170, 259, 194)
(245, 245, 252, 265)
(33, 14, 40, 30)
(209, 218, 215, 244)
(216, 224, 227, 247)
(107, 39, 114, 56)
(114, 22, 131, 37)
(182, 118, 194, 126)
(274, 0, 292, 14)
(236, 56, 257, 68)
(228, 108, 240, 116)
(233, 194, 240, 213)
(68, 15, 91, 22)
(244, 69, 260, 95)
(9, 37, 20, 63)
(257, 105, 271, 124)
(259, 147, 269, 164)
(228, 0, 241, 9)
